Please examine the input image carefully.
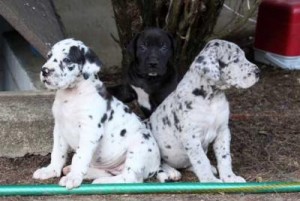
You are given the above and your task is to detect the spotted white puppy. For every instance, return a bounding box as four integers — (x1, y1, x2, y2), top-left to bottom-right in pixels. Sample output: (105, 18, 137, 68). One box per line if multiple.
(33, 39, 160, 189)
(151, 39, 260, 183)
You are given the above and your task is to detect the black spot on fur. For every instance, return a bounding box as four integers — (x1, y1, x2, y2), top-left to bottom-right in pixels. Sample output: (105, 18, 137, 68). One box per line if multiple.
(101, 113, 107, 123)
(196, 56, 204, 63)
(148, 149, 152, 152)
(145, 121, 152, 130)
(96, 84, 112, 100)
(53, 59, 57, 62)
(185, 101, 192, 109)
(172, 111, 181, 132)
(108, 110, 114, 121)
(59, 61, 64, 71)
(124, 106, 132, 114)
(197, 160, 201, 164)
(85, 48, 103, 67)
(165, 145, 171, 149)
(143, 133, 151, 140)
(120, 129, 126, 137)
(88, 115, 93, 119)
(68, 46, 85, 64)
(179, 103, 182, 110)
(233, 58, 239, 63)
(162, 116, 171, 127)
(218, 60, 227, 68)
(222, 154, 228, 159)
(192, 87, 207, 98)
(98, 123, 101, 128)
(173, 112, 179, 125)
(106, 99, 112, 111)
(214, 42, 220, 46)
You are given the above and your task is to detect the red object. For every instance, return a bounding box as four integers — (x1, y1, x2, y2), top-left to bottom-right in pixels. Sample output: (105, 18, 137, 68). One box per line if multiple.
(254, 0, 300, 56)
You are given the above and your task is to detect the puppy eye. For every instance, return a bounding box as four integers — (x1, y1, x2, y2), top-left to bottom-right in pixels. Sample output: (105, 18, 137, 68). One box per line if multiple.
(160, 45, 168, 52)
(63, 58, 71, 63)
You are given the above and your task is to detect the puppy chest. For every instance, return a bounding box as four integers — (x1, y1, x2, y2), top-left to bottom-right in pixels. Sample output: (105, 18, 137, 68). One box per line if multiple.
(131, 85, 151, 110)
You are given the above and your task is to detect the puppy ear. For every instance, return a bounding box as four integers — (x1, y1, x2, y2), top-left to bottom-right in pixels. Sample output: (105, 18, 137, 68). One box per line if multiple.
(69, 46, 85, 64)
(166, 32, 176, 54)
(81, 48, 103, 79)
(127, 33, 140, 57)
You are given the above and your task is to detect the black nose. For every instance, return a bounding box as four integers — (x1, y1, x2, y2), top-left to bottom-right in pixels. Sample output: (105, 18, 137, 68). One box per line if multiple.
(149, 61, 158, 68)
(41, 67, 50, 77)
(255, 68, 260, 78)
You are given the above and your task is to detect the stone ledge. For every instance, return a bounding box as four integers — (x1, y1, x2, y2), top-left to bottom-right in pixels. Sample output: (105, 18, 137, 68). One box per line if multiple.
(0, 91, 54, 157)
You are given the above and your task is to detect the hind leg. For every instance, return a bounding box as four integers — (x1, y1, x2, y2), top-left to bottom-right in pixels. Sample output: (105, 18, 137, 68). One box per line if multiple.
(92, 160, 143, 184)
(93, 142, 160, 184)
(63, 165, 112, 180)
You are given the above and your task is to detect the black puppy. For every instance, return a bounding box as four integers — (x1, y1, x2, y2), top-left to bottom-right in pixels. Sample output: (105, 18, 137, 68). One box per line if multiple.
(108, 28, 178, 118)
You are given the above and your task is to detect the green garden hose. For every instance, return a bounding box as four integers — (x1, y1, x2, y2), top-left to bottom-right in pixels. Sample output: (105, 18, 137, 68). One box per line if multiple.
(0, 182, 300, 196)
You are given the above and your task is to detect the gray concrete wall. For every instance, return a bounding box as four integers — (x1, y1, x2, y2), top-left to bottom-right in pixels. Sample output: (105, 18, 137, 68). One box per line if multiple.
(2, 32, 45, 91)
(213, 0, 258, 43)
(53, 0, 122, 74)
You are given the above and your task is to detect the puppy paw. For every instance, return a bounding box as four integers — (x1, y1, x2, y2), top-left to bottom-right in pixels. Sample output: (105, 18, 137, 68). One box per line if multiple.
(59, 173, 83, 189)
(33, 167, 60, 180)
(92, 177, 112, 184)
(221, 174, 246, 183)
(200, 176, 222, 183)
(157, 169, 182, 182)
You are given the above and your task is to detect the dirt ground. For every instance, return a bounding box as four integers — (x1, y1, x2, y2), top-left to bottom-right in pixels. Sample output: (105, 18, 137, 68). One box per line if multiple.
(1, 64, 300, 200)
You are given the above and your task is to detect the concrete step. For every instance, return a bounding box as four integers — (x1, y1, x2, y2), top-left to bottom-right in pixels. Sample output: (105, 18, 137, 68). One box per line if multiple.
(0, 91, 54, 157)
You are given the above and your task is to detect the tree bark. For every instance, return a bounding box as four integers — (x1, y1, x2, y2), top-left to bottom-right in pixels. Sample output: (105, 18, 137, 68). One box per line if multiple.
(112, 0, 225, 76)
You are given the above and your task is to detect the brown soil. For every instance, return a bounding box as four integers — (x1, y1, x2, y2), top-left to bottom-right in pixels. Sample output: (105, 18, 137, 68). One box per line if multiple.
(1, 64, 300, 200)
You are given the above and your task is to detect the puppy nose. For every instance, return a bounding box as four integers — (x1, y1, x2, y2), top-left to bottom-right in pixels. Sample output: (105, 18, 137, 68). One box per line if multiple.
(149, 61, 158, 68)
(41, 67, 50, 77)
(254, 68, 260, 78)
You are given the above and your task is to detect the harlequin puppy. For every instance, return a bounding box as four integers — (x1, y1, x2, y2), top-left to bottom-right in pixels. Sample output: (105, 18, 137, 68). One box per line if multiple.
(108, 28, 177, 118)
(151, 39, 260, 182)
(32, 39, 160, 189)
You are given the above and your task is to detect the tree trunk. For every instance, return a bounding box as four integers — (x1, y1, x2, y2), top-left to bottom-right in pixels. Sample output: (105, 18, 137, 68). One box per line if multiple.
(112, 0, 225, 76)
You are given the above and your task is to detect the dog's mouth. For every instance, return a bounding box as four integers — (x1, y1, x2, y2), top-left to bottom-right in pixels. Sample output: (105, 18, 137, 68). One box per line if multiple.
(148, 72, 158, 76)
(42, 79, 52, 85)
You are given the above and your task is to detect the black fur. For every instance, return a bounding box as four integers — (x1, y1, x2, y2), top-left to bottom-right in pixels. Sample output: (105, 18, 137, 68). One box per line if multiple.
(108, 28, 178, 118)
(68, 46, 85, 65)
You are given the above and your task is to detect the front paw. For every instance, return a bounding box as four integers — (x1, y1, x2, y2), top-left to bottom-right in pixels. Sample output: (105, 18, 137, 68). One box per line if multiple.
(157, 169, 182, 182)
(221, 174, 246, 183)
(59, 173, 83, 189)
(33, 166, 61, 180)
(200, 176, 222, 183)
